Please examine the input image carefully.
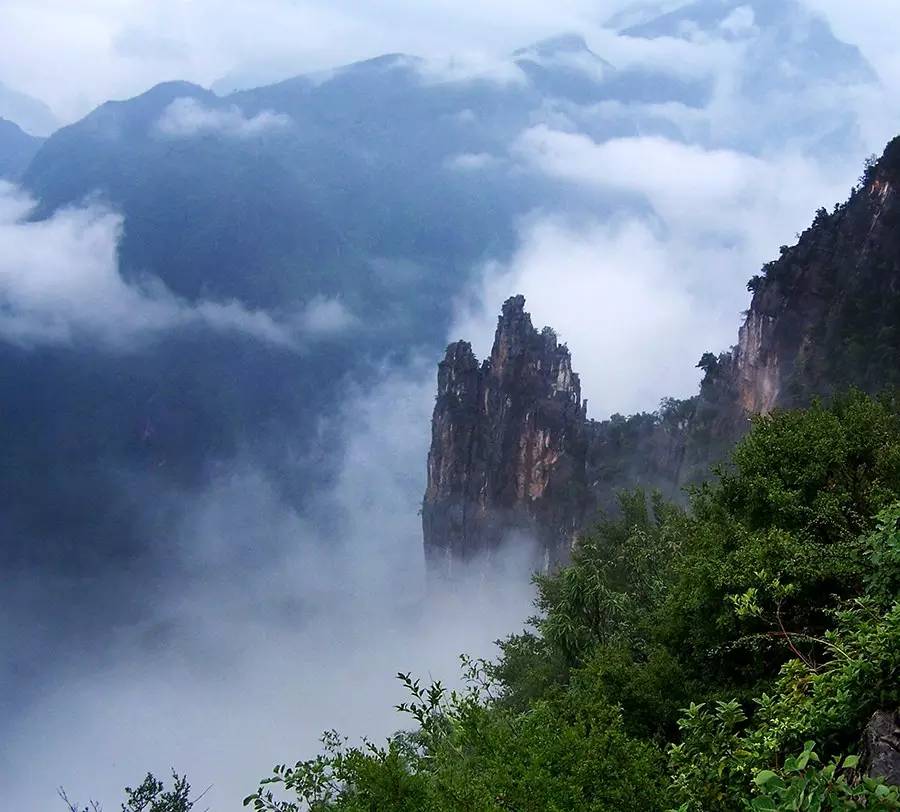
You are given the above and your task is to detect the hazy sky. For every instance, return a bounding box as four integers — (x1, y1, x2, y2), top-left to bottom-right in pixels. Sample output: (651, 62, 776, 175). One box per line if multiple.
(0, 0, 898, 121)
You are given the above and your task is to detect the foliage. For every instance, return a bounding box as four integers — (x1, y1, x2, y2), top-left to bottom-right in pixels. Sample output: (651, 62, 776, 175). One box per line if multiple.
(867, 502, 900, 603)
(59, 772, 194, 812)
(714, 392, 900, 543)
(860, 153, 881, 188)
(750, 743, 899, 812)
(86, 393, 900, 811)
(669, 599, 900, 810)
(245, 391, 900, 811)
(121, 773, 194, 812)
(244, 656, 666, 811)
(242, 730, 429, 812)
(697, 353, 720, 375)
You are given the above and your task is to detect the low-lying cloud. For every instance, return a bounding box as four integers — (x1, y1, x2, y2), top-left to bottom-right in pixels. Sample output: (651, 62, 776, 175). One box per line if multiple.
(0, 358, 535, 812)
(156, 97, 291, 138)
(413, 51, 529, 86)
(514, 127, 849, 243)
(0, 183, 355, 350)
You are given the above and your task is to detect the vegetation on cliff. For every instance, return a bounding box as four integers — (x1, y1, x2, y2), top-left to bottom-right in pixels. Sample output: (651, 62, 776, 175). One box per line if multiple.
(72, 391, 900, 809)
(231, 391, 900, 811)
(74, 146, 900, 812)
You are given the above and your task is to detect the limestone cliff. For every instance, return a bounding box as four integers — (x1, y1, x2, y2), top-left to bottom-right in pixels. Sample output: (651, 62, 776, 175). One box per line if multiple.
(423, 296, 588, 579)
(708, 139, 900, 416)
(424, 136, 900, 580)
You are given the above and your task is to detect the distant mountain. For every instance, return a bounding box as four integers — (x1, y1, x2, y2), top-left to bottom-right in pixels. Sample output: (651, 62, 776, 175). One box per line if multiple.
(23, 44, 644, 325)
(605, 1, 691, 31)
(0, 18, 878, 581)
(613, 0, 876, 152)
(623, 0, 876, 90)
(0, 117, 42, 180)
(511, 34, 618, 104)
(4, 61, 540, 573)
(0, 81, 58, 136)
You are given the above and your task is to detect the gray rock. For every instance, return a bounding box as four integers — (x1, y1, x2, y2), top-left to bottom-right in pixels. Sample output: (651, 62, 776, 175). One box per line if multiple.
(863, 710, 900, 786)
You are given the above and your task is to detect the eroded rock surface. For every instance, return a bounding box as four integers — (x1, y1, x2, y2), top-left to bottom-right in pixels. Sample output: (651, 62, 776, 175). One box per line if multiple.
(423, 296, 588, 579)
(862, 710, 900, 786)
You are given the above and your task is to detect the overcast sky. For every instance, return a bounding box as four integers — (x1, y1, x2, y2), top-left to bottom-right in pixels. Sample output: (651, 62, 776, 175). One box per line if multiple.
(0, 0, 898, 122)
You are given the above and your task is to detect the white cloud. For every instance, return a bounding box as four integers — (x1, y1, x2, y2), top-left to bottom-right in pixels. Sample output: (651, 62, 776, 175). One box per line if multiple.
(445, 151, 503, 170)
(295, 295, 358, 336)
(156, 97, 290, 138)
(514, 127, 849, 246)
(592, 23, 740, 82)
(721, 6, 758, 38)
(450, 128, 856, 417)
(413, 51, 529, 86)
(516, 128, 755, 214)
(452, 218, 705, 416)
(0, 183, 353, 350)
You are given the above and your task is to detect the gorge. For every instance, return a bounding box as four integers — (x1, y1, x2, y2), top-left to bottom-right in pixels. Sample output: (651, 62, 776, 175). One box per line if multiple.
(423, 136, 900, 579)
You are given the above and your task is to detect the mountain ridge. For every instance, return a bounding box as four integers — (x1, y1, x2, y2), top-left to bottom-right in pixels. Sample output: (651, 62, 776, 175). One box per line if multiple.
(0, 117, 43, 180)
(0, 14, 882, 589)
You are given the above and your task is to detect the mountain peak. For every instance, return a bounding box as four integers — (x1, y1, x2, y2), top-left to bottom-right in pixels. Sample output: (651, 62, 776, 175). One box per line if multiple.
(512, 32, 615, 93)
(624, 0, 837, 38)
(425, 131, 900, 581)
(514, 33, 594, 60)
(500, 293, 527, 319)
(0, 80, 58, 136)
(425, 296, 586, 577)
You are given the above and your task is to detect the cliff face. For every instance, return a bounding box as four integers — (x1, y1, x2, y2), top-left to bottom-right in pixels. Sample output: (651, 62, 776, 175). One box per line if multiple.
(423, 296, 588, 578)
(424, 137, 900, 580)
(720, 145, 900, 413)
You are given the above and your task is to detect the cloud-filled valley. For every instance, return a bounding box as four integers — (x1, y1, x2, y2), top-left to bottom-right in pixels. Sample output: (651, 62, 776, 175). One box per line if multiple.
(2, 1, 900, 809)
(0, 361, 537, 810)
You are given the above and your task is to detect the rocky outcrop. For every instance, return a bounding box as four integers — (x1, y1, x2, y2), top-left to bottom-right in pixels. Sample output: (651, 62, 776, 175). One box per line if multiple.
(703, 140, 900, 421)
(423, 296, 588, 579)
(862, 710, 900, 786)
(424, 137, 900, 581)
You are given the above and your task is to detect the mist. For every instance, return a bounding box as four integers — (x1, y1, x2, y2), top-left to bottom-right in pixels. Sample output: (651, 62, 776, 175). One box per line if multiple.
(450, 141, 856, 416)
(0, 360, 536, 811)
(3, 2, 900, 809)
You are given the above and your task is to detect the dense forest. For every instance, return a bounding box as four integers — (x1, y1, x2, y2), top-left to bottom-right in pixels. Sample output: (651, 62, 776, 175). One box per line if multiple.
(74, 389, 900, 810)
